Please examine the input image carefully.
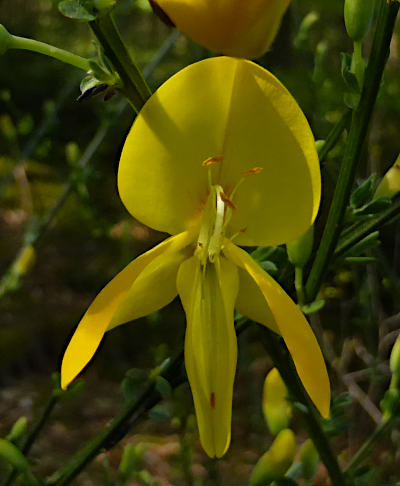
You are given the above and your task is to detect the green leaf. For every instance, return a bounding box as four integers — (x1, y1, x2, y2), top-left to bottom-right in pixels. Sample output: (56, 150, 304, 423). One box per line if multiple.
(58, 0, 97, 21)
(155, 376, 172, 398)
(354, 197, 392, 216)
(351, 175, 378, 208)
(341, 231, 380, 258)
(147, 404, 170, 421)
(341, 52, 360, 93)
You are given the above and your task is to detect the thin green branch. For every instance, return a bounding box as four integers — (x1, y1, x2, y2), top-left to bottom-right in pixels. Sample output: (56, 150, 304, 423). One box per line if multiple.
(317, 110, 351, 163)
(46, 353, 185, 486)
(90, 14, 152, 112)
(335, 193, 400, 257)
(345, 414, 397, 476)
(0, 76, 80, 198)
(9, 33, 90, 72)
(44, 321, 250, 485)
(2, 396, 59, 486)
(0, 32, 178, 299)
(259, 326, 347, 486)
(305, 0, 399, 302)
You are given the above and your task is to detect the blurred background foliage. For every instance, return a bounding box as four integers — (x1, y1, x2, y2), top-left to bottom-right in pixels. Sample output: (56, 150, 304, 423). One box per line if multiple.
(0, 0, 399, 484)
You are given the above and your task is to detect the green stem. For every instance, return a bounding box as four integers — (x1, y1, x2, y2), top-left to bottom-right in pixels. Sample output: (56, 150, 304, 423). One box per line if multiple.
(44, 321, 250, 485)
(352, 40, 364, 88)
(345, 415, 396, 476)
(305, 0, 399, 303)
(9, 35, 90, 71)
(3, 396, 58, 486)
(90, 13, 151, 112)
(45, 353, 186, 486)
(335, 193, 400, 257)
(317, 110, 351, 163)
(295, 266, 305, 306)
(260, 327, 346, 486)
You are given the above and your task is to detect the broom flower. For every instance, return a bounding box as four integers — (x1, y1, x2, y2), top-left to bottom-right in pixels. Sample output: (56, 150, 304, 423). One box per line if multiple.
(61, 56, 330, 458)
(150, 0, 291, 59)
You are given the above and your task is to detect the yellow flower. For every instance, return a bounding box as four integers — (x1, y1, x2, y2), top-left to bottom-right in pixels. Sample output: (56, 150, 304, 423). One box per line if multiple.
(150, 0, 291, 59)
(61, 57, 330, 458)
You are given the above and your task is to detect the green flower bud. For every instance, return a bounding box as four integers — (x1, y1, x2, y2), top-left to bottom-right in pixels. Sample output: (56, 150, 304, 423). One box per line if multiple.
(286, 226, 314, 268)
(262, 369, 292, 436)
(390, 333, 400, 376)
(300, 439, 319, 480)
(375, 154, 400, 199)
(0, 24, 12, 55)
(0, 439, 29, 473)
(93, 0, 116, 12)
(6, 417, 28, 443)
(250, 429, 297, 486)
(380, 388, 400, 418)
(344, 0, 375, 41)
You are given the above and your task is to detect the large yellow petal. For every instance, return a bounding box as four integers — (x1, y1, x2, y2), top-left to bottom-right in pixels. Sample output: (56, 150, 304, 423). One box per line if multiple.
(109, 246, 191, 330)
(118, 57, 320, 246)
(235, 266, 280, 334)
(177, 256, 239, 458)
(154, 0, 290, 59)
(223, 239, 330, 418)
(61, 231, 194, 390)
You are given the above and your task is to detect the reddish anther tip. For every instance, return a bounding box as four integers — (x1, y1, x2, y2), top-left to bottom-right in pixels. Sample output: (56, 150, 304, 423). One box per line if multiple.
(242, 167, 263, 177)
(202, 156, 224, 167)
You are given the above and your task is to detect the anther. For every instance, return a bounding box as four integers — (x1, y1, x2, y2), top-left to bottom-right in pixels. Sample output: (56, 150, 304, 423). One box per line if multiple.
(202, 156, 224, 167)
(242, 167, 263, 177)
(220, 192, 236, 210)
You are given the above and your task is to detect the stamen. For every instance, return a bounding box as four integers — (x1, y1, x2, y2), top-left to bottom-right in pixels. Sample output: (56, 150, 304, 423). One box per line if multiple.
(210, 392, 216, 409)
(229, 227, 247, 243)
(220, 192, 236, 210)
(230, 166, 263, 200)
(202, 156, 224, 167)
(242, 167, 263, 177)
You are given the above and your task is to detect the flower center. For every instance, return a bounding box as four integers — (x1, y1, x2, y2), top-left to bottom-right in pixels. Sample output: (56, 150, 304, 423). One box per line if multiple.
(195, 157, 263, 265)
(195, 183, 232, 265)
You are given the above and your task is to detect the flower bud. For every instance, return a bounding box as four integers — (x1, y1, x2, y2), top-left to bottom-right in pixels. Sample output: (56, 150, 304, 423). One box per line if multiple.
(300, 439, 319, 480)
(6, 417, 28, 443)
(344, 0, 375, 42)
(13, 246, 36, 277)
(0, 439, 29, 473)
(250, 429, 297, 486)
(149, 0, 291, 59)
(390, 333, 400, 376)
(286, 226, 314, 268)
(375, 154, 400, 199)
(93, 0, 116, 13)
(0, 24, 12, 56)
(262, 368, 292, 435)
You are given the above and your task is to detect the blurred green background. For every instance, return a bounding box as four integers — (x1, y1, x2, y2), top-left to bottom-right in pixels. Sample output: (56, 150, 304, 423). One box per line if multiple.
(0, 1, 400, 484)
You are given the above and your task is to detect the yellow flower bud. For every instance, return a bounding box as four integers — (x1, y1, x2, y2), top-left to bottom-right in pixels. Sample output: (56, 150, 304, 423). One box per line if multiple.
(13, 246, 36, 277)
(250, 429, 297, 486)
(262, 368, 292, 435)
(375, 155, 400, 199)
(150, 0, 291, 59)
